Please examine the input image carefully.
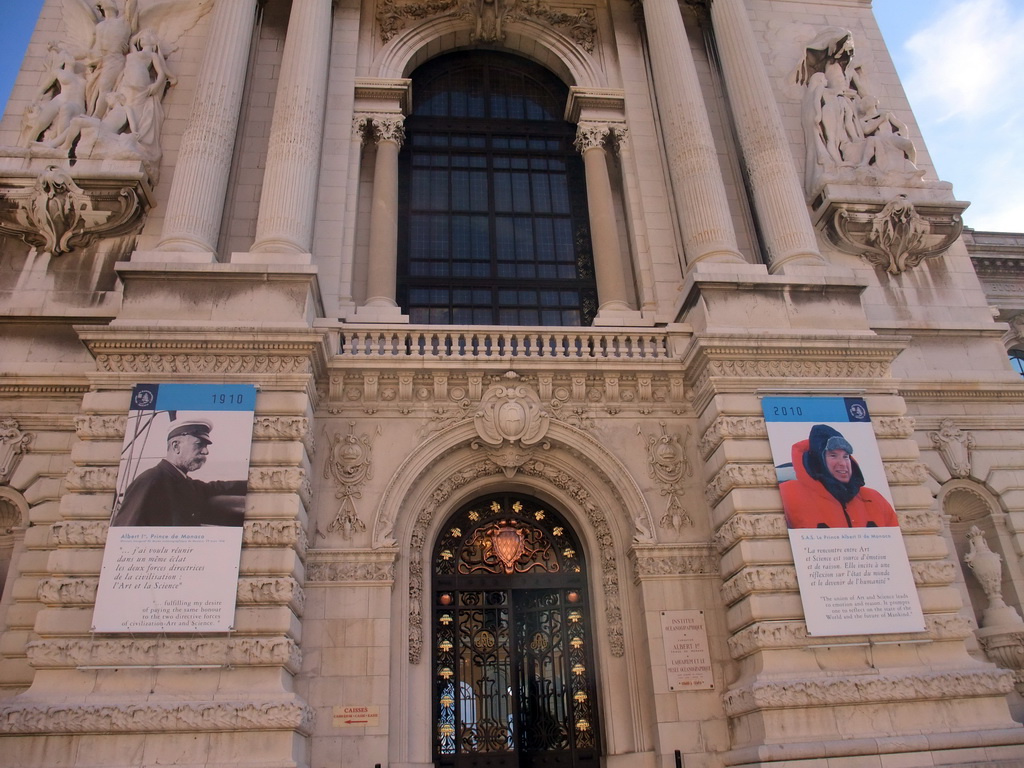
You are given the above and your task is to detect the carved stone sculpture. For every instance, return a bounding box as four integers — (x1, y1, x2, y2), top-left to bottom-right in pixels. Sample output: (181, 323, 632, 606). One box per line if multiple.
(12, 0, 213, 182)
(795, 27, 921, 196)
(964, 526, 1024, 683)
(376, 0, 596, 52)
(964, 526, 1023, 629)
(929, 419, 975, 479)
(462, 0, 509, 42)
(18, 43, 87, 147)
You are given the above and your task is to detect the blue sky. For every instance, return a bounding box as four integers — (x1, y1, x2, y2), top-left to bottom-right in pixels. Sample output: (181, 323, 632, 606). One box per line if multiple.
(1, 0, 1021, 232)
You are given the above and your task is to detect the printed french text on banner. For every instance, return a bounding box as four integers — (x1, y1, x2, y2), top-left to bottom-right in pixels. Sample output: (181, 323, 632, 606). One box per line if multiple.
(763, 396, 925, 636)
(92, 383, 256, 633)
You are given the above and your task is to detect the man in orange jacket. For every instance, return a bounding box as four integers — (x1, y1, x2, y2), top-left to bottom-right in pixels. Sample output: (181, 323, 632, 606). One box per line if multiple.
(780, 423, 899, 529)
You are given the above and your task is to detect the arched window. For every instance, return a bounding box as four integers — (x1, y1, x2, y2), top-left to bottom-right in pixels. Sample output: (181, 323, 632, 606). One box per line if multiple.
(399, 52, 597, 326)
(1010, 349, 1024, 377)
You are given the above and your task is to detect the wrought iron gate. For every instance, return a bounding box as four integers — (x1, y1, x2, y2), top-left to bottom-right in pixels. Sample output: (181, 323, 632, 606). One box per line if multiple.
(432, 497, 601, 768)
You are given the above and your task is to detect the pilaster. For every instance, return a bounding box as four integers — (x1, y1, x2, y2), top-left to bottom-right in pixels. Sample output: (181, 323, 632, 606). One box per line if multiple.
(681, 328, 1024, 765)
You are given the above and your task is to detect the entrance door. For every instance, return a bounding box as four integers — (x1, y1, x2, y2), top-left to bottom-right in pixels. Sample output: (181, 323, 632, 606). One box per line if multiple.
(432, 497, 600, 768)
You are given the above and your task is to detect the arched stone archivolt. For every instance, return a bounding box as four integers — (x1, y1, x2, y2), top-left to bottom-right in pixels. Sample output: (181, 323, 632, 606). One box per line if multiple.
(372, 420, 654, 550)
(938, 480, 1002, 525)
(368, 419, 654, 666)
(370, 14, 607, 89)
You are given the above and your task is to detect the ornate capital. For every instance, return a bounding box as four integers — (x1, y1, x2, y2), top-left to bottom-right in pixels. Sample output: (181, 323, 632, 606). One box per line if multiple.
(574, 122, 611, 153)
(574, 122, 627, 155)
(369, 116, 406, 147)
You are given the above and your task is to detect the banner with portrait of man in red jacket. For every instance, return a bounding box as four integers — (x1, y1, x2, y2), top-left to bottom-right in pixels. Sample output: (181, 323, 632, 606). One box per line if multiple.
(764, 396, 924, 636)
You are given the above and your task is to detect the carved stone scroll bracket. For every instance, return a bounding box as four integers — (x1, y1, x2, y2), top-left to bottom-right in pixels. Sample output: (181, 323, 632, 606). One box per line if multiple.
(0, 160, 153, 254)
(0, 418, 33, 485)
(813, 189, 968, 275)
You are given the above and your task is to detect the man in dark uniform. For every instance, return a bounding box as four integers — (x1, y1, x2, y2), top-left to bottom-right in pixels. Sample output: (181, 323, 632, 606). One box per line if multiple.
(111, 418, 247, 526)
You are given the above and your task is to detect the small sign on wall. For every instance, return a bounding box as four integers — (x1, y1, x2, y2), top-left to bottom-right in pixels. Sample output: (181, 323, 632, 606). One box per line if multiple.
(660, 610, 714, 691)
(332, 705, 381, 728)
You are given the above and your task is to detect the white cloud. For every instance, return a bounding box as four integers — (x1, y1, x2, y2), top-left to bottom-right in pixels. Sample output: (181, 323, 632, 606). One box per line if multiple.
(903, 0, 1024, 123)
(895, 0, 1024, 231)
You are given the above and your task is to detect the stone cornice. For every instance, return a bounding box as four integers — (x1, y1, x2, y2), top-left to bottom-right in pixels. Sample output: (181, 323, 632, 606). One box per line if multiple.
(0, 698, 314, 735)
(629, 543, 719, 580)
(898, 382, 1024, 402)
(26, 636, 302, 672)
(305, 547, 397, 584)
(0, 378, 91, 397)
(726, 614, 971, 660)
(680, 334, 908, 413)
(723, 668, 1013, 716)
(75, 327, 329, 380)
(51, 519, 308, 553)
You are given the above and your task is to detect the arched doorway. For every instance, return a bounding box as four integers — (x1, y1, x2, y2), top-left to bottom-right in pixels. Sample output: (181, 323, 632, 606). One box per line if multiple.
(431, 495, 601, 768)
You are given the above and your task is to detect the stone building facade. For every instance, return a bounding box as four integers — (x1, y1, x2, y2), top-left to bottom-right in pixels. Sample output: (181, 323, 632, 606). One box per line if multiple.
(1, 1, 1024, 767)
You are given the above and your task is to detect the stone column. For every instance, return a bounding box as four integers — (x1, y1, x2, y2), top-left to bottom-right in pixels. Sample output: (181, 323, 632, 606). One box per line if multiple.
(155, 0, 259, 256)
(251, 0, 333, 255)
(576, 122, 631, 314)
(709, 0, 824, 272)
(640, 0, 744, 267)
(363, 116, 404, 309)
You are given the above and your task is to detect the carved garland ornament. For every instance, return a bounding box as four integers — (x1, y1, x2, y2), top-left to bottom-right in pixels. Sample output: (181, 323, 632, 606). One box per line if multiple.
(639, 421, 693, 530)
(698, 415, 765, 461)
(376, 0, 597, 52)
(50, 519, 308, 552)
(38, 576, 305, 613)
(726, 615, 971, 661)
(630, 545, 717, 578)
(322, 422, 379, 539)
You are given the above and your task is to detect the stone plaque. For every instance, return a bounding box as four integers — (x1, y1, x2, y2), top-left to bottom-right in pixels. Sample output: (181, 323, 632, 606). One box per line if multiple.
(660, 610, 713, 691)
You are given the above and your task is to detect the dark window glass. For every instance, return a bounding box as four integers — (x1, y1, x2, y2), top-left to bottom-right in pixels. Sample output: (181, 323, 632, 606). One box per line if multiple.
(398, 52, 596, 326)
